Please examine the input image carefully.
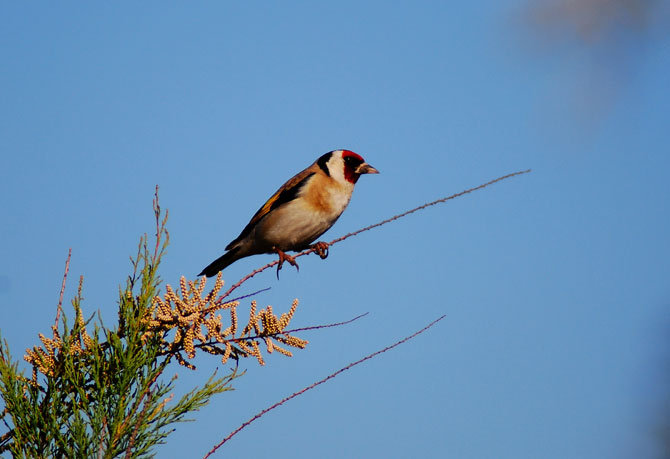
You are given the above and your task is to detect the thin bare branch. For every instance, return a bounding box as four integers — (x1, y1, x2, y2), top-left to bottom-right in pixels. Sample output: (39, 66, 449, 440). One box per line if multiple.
(203, 314, 446, 458)
(282, 312, 369, 334)
(327, 169, 532, 246)
(125, 394, 152, 459)
(54, 248, 72, 330)
(152, 185, 169, 265)
(216, 265, 274, 304)
(226, 287, 271, 304)
(180, 311, 368, 357)
(218, 169, 531, 301)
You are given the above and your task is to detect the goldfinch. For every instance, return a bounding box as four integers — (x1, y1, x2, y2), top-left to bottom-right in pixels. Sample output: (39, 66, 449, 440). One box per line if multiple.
(199, 150, 379, 277)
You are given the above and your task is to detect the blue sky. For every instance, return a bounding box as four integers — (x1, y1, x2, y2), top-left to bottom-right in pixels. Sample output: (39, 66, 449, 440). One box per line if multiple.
(2, 2, 669, 458)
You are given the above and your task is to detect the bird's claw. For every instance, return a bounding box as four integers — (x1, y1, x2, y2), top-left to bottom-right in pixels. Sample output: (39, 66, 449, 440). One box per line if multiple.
(311, 241, 329, 260)
(275, 249, 299, 279)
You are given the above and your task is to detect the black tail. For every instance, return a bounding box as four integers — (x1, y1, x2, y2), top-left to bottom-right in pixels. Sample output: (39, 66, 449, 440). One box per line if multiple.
(198, 247, 241, 278)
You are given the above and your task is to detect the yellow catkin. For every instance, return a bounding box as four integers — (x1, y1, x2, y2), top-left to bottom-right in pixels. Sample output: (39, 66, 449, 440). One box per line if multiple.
(247, 301, 258, 334)
(279, 299, 299, 329)
(229, 307, 238, 335)
(165, 285, 176, 301)
(195, 322, 206, 343)
(179, 276, 188, 301)
(196, 276, 207, 299)
(251, 340, 265, 366)
(70, 342, 82, 356)
(172, 328, 183, 346)
(21, 274, 305, 376)
(276, 335, 308, 349)
(237, 340, 252, 355)
(38, 334, 58, 353)
(218, 326, 232, 342)
(183, 327, 195, 359)
(221, 343, 232, 365)
(271, 344, 293, 357)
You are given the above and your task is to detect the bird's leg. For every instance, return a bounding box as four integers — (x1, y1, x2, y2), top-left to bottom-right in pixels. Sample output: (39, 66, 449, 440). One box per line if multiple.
(274, 248, 299, 279)
(311, 241, 329, 259)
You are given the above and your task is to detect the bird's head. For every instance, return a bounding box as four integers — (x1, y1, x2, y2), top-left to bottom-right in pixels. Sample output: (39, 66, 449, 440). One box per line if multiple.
(318, 149, 379, 185)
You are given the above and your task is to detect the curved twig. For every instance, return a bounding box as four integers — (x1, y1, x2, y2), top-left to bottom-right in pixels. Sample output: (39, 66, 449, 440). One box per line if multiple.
(203, 314, 446, 458)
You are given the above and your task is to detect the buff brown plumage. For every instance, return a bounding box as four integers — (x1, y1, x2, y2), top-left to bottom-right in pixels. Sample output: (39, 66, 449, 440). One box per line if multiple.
(198, 150, 378, 277)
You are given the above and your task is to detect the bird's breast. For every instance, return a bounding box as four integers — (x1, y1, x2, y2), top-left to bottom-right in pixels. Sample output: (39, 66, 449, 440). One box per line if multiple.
(252, 178, 354, 251)
(302, 174, 354, 216)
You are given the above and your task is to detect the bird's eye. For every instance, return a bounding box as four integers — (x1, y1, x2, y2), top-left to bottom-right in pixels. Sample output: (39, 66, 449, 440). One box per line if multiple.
(344, 156, 361, 168)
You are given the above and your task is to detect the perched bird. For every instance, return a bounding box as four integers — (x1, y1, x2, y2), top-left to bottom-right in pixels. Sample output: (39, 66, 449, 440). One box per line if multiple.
(199, 150, 379, 277)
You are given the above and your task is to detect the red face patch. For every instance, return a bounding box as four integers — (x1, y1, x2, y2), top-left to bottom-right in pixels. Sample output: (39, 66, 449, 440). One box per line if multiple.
(341, 150, 365, 184)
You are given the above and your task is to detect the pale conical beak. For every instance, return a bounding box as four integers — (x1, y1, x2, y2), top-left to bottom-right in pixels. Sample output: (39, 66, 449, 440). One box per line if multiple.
(355, 163, 380, 175)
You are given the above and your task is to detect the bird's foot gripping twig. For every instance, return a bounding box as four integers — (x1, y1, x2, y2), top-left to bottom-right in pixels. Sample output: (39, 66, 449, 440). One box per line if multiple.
(311, 241, 329, 260)
(275, 248, 299, 279)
